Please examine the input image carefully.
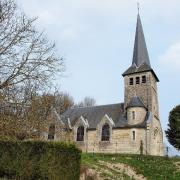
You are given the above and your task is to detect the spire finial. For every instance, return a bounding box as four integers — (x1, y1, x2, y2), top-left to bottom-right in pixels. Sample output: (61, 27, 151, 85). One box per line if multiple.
(137, 2, 140, 14)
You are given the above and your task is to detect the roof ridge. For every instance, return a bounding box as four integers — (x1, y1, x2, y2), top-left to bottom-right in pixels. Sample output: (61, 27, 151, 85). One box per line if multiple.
(69, 102, 124, 110)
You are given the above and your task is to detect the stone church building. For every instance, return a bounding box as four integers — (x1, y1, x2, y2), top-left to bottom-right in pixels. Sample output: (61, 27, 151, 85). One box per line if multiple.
(44, 14, 164, 156)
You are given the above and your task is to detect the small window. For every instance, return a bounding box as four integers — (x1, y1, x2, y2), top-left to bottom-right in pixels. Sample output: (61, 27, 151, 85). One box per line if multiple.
(132, 131, 135, 140)
(132, 111, 135, 120)
(136, 77, 140, 84)
(142, 76, 146, 83)
(48, 124, 55, 140)
(101, 123, 110, 141)
(77, 126, 84, 141)
(129, 78, 133, 85)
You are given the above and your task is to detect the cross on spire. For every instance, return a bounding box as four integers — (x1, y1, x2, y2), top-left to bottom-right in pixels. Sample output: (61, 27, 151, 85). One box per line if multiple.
(137, 2, 140, 14)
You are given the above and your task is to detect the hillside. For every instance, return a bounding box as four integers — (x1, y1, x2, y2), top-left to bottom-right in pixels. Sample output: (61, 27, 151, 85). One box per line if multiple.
(81, 153, 180, 180)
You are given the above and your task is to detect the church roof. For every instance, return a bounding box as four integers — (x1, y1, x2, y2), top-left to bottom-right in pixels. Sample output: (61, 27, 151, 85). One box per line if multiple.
(126, 96, 146, 109)
(122, 14, 159, 82)
(61, 103, 147, 129)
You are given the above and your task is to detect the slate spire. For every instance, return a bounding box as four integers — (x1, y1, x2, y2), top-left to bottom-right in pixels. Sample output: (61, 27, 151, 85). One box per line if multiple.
(132, 13, 151, 67)
(122, 12, 159, 82)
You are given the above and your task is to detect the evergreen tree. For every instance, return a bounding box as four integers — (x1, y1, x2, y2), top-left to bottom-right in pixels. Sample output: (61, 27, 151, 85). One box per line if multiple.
(165, 105, 180, 150)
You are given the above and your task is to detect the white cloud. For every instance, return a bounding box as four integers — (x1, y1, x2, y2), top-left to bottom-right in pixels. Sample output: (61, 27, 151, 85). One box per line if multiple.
(158, 42, 180, 72)
(16, 0, 180, 22)
(60, 28, 79, 41)
(16, 0, 180, 45)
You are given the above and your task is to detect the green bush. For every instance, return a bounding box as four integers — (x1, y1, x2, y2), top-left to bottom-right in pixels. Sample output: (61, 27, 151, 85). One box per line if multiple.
(0, 141, 81, 180)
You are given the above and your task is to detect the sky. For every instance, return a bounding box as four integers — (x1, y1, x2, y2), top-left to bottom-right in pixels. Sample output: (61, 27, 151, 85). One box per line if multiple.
(16, 0, 180, 156)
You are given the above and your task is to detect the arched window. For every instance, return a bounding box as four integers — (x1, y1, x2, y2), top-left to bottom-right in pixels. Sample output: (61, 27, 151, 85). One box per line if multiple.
(142, 75, 146, 83)
(132, 111, 135, 119)
(101, 123, 110, 141)
(136, 77, 140, 84)
(48, 124, 55, 140)
(132, 131, 135, 140)
(129, 78, 134, 85)
(77, 126, 84, 141)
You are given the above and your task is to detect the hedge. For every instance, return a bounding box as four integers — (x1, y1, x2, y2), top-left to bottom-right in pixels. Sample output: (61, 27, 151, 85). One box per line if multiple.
(0, 141, 81, 180)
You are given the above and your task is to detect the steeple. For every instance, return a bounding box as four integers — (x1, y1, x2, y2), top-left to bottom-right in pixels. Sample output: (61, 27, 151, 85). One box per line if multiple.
(122, 13, 159, 82)
(132, 14, 151, 67)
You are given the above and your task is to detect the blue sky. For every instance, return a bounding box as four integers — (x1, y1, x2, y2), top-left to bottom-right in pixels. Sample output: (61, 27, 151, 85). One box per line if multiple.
(16, 0, 180, 155)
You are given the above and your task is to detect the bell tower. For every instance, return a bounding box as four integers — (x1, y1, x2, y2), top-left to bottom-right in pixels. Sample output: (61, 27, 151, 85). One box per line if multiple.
(122, 13, 160, 120)
(122, 12, 164, 156)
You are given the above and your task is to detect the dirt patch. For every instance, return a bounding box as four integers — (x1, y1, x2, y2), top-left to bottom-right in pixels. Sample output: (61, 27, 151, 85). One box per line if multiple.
(80, 164, 126, 180)
(80, 166, 103, 180)
(174, 162, 180, 171)
(81, 160, 147, 180)
(99, 160, 147, 180)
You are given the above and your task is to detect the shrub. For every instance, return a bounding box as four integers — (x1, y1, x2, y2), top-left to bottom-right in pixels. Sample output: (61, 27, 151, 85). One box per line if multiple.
(0, 141, 81, 180)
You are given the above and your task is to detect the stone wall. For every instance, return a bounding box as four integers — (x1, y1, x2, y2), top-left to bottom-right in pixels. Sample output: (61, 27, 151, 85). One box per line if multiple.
(75, 128, 147, 154)
(127, 107, 147, 125)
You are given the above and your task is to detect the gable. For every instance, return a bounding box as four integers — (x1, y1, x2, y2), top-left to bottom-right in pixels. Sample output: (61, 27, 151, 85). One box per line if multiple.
(61, 102, 149, 129)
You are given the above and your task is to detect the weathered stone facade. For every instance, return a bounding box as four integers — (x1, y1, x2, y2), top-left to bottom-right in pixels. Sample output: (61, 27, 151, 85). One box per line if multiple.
(42, 13, 164, 156)
(75, 128, 147, 154)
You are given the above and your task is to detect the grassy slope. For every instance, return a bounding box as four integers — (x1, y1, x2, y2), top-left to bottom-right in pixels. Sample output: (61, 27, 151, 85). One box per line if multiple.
(81, 153, 180, 180)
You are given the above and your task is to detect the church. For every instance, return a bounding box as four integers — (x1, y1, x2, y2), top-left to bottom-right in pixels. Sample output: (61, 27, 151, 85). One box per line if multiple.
(45, 13, 164, 156)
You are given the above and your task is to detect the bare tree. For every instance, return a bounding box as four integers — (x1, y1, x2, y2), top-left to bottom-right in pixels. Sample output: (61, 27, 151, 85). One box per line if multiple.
(54, 91, 74, 114)
(0, 0, 65, 140)
(23, 91, 74, 139)
(0, 0, 64, 91)
(76, 97, 96, 107)
(23, 93, 55, 140)
(0, 89, 75, 140)
(0, 91, 53, 140)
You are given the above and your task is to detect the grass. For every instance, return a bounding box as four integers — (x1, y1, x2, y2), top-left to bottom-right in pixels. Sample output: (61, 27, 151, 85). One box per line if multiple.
(81, 153, 180, 180)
